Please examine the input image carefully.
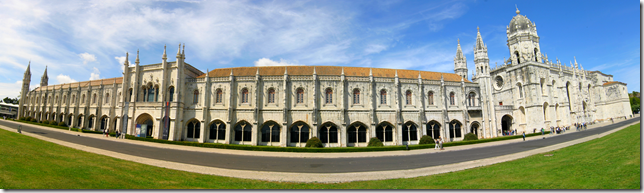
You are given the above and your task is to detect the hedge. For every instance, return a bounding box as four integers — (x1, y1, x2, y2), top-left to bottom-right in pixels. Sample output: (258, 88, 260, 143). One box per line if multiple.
(11, 119, 554, 153)
(367, 137, 384, 147)
(464, 133, 478, 141)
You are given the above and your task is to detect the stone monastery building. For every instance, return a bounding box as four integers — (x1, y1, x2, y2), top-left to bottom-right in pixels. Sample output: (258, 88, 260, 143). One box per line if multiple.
(18, 8, 632, 147)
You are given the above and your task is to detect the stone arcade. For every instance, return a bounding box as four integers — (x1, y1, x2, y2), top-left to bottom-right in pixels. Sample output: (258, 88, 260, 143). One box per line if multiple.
(17, 8, 632, 147)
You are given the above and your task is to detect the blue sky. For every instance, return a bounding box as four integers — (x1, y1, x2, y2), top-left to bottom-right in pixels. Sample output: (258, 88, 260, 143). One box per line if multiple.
(0, 0, 639, 99)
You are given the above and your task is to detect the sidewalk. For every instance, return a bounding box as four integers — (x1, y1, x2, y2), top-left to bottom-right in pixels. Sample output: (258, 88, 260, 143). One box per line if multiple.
(0, 114, 637, 159)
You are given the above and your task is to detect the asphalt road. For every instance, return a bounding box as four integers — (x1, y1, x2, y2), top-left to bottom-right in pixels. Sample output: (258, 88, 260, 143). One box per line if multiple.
(1, 118, 639, 173)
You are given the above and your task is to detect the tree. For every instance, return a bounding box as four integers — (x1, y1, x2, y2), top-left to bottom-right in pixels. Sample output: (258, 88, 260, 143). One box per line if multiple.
(2, 97, 11, 104)
(630, 91, 640, 114)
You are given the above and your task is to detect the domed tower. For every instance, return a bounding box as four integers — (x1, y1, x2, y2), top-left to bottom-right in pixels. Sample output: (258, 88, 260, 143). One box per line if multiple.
(507, 6, 542, 65)
(454, 39, 468, 80)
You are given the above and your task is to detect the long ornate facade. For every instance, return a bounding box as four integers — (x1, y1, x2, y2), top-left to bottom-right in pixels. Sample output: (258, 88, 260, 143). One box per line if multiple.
(17, 8, 632, 147)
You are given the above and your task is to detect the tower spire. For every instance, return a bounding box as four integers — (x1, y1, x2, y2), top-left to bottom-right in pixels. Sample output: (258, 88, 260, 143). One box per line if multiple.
(454, 38, 467, 80)
(515, 4, 520, 15)
(177, 44, 181, 57)
(182, 43, 185, 59)
(135, 49, 140, 64)
(475, 27, 486, 50)
(40, 65, 48, 87)
(162, 44, 167, 59)
(25, 61, 31, 76)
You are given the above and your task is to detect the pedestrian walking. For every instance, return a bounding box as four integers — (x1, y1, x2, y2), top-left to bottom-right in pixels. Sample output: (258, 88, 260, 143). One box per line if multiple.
(541, 128, 544, 135)
(522, 131, 526, 141)
(17, 125, 21, 133)
(434, 139, 439, 150)
(439, 137, 444, 150)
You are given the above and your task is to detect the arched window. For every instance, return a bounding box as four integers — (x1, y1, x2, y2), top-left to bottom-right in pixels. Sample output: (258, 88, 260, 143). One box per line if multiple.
(405, 90, 412, 105)
(376, 123, 394, 142)
(81, 94, 85, 104)
(193, 90, 199, 104)
(518, 83, 524, 98)
(352, 89, 360, 104)
(55, 96, 58, 104)
(514, 51, 521, 64)
(543, 102, 549, 121)
(296, 88, 304, 104)
(186, 119, 201, 139)
(428, 91, 434, 105)
(449, 120, 462, 138)
(468, 92, 476, 106)
(267, 88, 275, 103)
(290, 123, 310, 143)
(261, 122, 280, 143)
(72, 95, 76, 103)
(348, 123, 367, 143)
(241, 88, 249, 103)
(380, 89, 387, 105)
(168, 86, 174, 102)
(105, 93, 110, 104)
(319, 123, 338, 143)
(215, 89, 223, 103)
(154, 85, 159, 102)
(209, 121, 226, 141)
(63, 95, 66, 103)
(402, 122, 418, 141)
(325, 88, 333, 104)
(449, 92, 455, 105)
(534, 48, 539, 62)
(234, 121, 252, 142)
(128, 88, 133, 102)
(427, 121, 441, 139)
(88, 116, 95, 128)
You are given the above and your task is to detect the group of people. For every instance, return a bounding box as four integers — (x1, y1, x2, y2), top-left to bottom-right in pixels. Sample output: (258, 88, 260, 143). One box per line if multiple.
(548, 126, 571, 134)
(102, 129, 122, 139)
(502, 129, 518, 136)
(434, 137, 444, 150)
(574, 122, 587, 131)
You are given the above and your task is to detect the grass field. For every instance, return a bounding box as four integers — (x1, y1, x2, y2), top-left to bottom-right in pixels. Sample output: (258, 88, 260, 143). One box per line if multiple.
(0, 123, 639, 189)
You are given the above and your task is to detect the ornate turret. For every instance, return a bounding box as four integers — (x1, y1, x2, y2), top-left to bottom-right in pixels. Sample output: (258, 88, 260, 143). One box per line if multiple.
(507, 6, 542, 64)
(454, 39, 468, 80)
(40, 66, 48, 87)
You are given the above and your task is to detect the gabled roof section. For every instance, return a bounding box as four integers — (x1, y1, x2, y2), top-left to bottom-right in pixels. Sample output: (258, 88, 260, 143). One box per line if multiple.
(603, 81, 626, 86)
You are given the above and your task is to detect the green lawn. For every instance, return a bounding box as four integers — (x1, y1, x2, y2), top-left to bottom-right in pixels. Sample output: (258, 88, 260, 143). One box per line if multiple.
(0, 123, 640, 189)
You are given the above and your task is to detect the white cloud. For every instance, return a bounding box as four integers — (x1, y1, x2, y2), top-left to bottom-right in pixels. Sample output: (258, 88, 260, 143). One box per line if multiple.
(89, 67, 100, 80)
(115, 56, 133, 72)
(254, 58, 301, 66)
(56, 74, 77, 84)
(78, 52, 96, 64)
(364, 44, 388, 55)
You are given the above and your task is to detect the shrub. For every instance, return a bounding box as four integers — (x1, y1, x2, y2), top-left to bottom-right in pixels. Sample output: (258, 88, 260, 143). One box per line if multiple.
(464, 133, 478, 141)
(419, 135, 435, 144)
(29, 118, 37, 122)
(367, 137, 384, 147)
(58, 122, 67, 127)
(305, 137, 323, 148)
(50, 121, 58, 125)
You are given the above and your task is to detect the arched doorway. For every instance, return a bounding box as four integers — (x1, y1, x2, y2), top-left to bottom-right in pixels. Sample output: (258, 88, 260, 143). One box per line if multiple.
(66, 114, 73, 127)
(470, 121, 480, 136)
(501, 115, 513, 135)
(319, 122, 339, 145)
(347, 121, 368, 146)
(426, 120, 441, 139)
(289, 121, 310, 147)
(260, 120, 280, 145)
(135, 113, 154, 138)
(376, 122, 395, 144)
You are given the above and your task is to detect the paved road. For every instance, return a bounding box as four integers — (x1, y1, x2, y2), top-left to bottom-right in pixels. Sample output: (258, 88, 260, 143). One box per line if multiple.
(1, 118, 639, 173)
